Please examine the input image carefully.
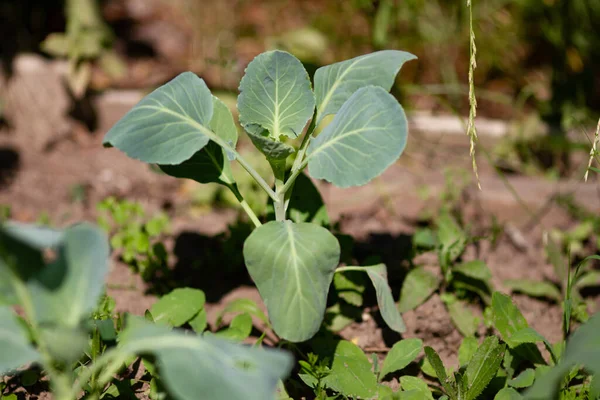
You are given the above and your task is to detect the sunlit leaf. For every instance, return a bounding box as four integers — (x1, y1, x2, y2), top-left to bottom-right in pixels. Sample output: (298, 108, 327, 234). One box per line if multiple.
(150, 288, 206, 327)
(307, 86, 408, 188)
(321, 340, 378, 398)
(380, 338, 423, 380)
(398, 267, 440, 313)
(314, 50, 416, 124)
(243, 221, 340, 342)
(238, 50, 315, 139)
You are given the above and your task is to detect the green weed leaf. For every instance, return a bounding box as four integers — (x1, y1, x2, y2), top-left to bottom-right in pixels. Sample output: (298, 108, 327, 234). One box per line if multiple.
(119, 318, 293, 400)
(509, 368, 535, 389)
(424, 346, 456, 399)
(215, 298, 269, 327)
(188, 308, 208, 333)
(398, 267, 440, 312)
(243, 221, 340, 342)
(238, 50, 314, 139)
(160, 96, 238, 186)
(321, 340, 378, 398)
(314, 50, 416, 124)
(149, 288, 206, 327)
(464, 336, 505, 400)
(103, 72, 218, 165)
(399, 376, 434, 400)
(458, 336, 479, 367)
(504, 279, 561, 302)
(495, 387, 523, 400)
(380, 338, 423, 380)
(0, 307, 40, 374)
(453, 260, 492, 282)
(441, 293, 479, 337)
(526, 313, 600, 399)
(214, 313, 253, 342)
(307, 86, 408, 188)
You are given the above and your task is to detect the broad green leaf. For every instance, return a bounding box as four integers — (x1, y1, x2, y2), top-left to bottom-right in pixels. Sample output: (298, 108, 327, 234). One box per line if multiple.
(492, 293, 546, 365)
(40, 325, 89, 363)
(160, 97, 237, 186)
(334, 271, 365, 307)
(307, 86, 408, 188)
(238, 50, 315, 139)
(398, 267, 440, 312)
(103, 72, 221, 165)
(28, 223, 110, 327)
(437, 212, 467, 267)
(509, 327, 548, 347)
(214, 313, 253, 342)
(0, 307, 40, 374)
(321, 340, 378, 398)
(243, 221, 340, 342)
(424, 346, 456, 399)
(458, 336, 479, 367)
(314, 50, 416, 124)
(150, 288, 206, 327)
(575, 270, 600, 289)
(453, 260, 492, 282)
(441, 293, 479, 337)
(380, 338, 423, 379)
(286, 172, 329, 226)
(399, 376, 434, 400)
(216, 298, 270, 327)
(3, 221, 64, 248)
(366, 264, 406, 333)
(491, 292, 529, 340)
(246, 131, 296, 160)
(504, 279, 561, 302)
(464, 336, 505, 400)
(189, 308, 208, 333)
(509, 368, 535, 388)
(339, 264, 406, 333)
(119, 318, 294, 400)
(495, 387, 523, 400)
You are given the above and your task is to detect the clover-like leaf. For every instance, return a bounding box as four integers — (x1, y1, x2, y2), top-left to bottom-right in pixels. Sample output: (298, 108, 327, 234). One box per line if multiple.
(238, 50, 315, 139)
(243, 221, 340, 342)
(103, 72, 229, 165)
(307, 86, 408, 188)
(314, 50, 416, 124)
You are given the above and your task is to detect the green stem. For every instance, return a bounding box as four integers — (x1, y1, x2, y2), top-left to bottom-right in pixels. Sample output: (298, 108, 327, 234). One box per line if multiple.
(67, 347, 127, 399)
(10, 274, 72, 399)
(272, 161, 287, 222)
(228, 184, 262, 228)
(232, 151, 277, 201)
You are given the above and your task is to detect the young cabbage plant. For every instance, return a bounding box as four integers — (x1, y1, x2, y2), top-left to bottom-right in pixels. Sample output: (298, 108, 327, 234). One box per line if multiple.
(103, 49, 416, 341)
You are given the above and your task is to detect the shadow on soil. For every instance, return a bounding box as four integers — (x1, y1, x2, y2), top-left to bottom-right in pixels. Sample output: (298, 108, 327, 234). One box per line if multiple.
(0, 147, 20, 188)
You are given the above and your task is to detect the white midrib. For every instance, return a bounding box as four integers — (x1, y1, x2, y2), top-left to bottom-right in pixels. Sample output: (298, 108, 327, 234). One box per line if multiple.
(316, 55, 372, 122)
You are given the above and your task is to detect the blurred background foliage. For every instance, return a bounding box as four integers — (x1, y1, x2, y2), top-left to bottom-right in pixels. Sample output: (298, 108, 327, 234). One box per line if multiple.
(1, 0, 599, 144)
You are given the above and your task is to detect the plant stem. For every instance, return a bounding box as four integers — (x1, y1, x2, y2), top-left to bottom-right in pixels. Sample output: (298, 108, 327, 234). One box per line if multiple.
(233, 151, 277, 201)
(228, 184, 262, 228)
(272, 161, 287, 222)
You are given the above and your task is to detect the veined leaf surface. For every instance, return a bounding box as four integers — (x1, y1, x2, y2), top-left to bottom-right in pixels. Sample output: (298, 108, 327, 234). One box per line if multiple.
(307, 86, 408, 188)
(243, 221, 340, 342)
(238, 50, 315, 139)
(160, 96, 238, 186)
(119, 318, 293, 400)
(103, 72, 221, 165)
(314, 50, 416, 124)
